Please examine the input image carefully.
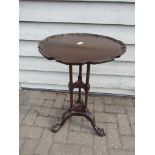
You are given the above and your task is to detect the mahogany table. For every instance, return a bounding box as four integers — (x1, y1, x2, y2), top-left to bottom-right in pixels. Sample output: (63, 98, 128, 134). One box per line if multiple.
(38, 33, 126, 137)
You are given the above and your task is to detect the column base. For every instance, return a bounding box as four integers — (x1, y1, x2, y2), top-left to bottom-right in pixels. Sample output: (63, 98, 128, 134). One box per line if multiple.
(51, 99, 105, 137)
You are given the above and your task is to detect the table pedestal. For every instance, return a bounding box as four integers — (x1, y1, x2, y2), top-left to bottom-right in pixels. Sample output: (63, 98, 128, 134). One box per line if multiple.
(51, 64, 105, 137)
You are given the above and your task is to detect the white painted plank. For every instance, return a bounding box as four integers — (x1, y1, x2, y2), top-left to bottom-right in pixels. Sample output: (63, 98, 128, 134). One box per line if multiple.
(19, 22, 134, 44)
(19, 70, 134, 90)
(20, 1, 134, 25)
(19, 40, 135, 62)
(20, 82, 134, 96)
(19, 0, 135, 95)
(116, 45, 135, 62)
(19, 40, 42, 57)
(58, 0, 135, 2)
(19, 56, 135, 76)
(20, 0, 135, 2)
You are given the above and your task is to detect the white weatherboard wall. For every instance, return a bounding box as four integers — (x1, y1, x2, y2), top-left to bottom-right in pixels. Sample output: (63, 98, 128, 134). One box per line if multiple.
(19, 0, 135, 95)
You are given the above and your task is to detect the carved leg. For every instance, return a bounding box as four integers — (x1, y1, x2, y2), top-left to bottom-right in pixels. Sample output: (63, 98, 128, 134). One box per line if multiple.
(51, 109, 71, 132)
(51, 107, 105, 136)
(83, 109, 105, 136)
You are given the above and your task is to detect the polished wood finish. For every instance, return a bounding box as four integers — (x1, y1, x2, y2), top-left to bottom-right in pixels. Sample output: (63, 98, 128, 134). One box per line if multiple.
(38, 33, 126, 65)
(51, 64, 105, 136)
(38, 33, 126, 136)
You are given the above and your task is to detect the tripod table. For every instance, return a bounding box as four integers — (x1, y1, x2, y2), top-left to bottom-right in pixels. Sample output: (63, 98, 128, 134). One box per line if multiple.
(38, 33, 126, 137)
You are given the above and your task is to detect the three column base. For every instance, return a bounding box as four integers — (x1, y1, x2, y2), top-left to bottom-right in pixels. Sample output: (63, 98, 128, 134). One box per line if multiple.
(51, 64, 105, 137)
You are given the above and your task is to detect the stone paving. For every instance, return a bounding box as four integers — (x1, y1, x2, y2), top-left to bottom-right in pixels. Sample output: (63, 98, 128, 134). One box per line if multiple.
(19, 89, 135, 155)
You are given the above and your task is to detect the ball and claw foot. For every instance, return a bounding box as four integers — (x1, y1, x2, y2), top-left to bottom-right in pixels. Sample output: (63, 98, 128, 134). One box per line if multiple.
(51, 123, 62, 133)
(94, 126, 105, 137)
(51, 110, 71, 133)
(51, 118, 66, 133)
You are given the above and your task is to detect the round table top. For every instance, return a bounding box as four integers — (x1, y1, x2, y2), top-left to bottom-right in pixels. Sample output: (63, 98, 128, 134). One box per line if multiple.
(38, 33, 126, 65)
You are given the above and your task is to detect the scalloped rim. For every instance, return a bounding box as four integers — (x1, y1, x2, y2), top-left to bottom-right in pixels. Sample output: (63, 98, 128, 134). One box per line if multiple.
(38, 33, 126, 65)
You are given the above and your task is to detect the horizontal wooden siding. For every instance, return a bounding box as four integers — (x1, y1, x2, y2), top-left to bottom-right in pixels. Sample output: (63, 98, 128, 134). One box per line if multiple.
(19, 0, 135, 95)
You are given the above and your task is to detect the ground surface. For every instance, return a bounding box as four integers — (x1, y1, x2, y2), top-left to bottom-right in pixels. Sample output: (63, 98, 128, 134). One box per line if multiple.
(19, 89, 135, 155)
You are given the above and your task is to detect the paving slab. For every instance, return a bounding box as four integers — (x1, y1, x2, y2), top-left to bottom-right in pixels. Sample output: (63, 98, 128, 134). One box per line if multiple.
(19, 89, 135, 155)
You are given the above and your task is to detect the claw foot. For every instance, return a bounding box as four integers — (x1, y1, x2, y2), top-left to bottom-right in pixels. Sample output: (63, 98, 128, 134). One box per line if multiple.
(94, 126, 105, 137)
(51, 120, 62, 133)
